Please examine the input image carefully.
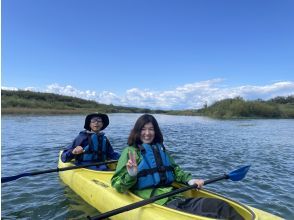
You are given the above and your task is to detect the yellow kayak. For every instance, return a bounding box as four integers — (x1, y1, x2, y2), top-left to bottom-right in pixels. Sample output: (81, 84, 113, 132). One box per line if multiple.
(58, 154, 283, 220)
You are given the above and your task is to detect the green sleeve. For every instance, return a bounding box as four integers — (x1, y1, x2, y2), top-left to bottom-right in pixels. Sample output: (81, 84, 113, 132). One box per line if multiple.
(111, 147, 139, 193)
(167, 152, 192, 184)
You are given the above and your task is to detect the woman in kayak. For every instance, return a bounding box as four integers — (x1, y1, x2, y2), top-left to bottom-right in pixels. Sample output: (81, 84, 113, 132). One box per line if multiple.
(61, 113, 120, 170)
(111, 114, 243, 219)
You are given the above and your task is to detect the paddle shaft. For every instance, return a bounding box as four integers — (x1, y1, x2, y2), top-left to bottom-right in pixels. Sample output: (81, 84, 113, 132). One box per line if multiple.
(88, 174, 229, 220)
(1, 160, 118, 183)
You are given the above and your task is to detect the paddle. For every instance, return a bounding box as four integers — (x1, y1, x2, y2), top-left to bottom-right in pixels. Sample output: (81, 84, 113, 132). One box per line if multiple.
(1, 160, 118, 183)
(88, 165, 250, 220)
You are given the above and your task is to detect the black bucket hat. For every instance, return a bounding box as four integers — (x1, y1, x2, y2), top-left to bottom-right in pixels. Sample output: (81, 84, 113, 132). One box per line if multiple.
(84, 113, 109, 131)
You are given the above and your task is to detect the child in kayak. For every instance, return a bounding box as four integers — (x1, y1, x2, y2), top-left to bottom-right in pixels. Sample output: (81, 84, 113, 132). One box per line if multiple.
(61, 113, 120, 170)
(111, 114, 243, 219)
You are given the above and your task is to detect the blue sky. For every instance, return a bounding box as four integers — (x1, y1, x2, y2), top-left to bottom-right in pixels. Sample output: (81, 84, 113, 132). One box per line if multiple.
(2, 0, 294, 109)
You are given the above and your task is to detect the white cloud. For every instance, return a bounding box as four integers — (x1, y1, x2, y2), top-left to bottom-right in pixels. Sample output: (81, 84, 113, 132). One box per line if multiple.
(2, 80, 294, 110)
(45, 83, 97, 100)
(98, 91, 121, 105)
(1, 86, 19, 91)
(24, 87, 38, 91)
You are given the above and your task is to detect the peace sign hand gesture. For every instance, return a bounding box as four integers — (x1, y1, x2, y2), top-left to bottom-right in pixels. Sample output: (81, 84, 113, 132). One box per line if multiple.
(126, 150, 138, 177)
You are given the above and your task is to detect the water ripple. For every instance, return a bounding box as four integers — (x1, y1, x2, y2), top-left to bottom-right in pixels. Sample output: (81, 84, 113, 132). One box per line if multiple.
(1, 114, 293, 219)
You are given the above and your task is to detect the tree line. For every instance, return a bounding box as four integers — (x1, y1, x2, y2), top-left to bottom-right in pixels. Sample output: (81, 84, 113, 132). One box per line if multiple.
(1, 90, 167, 115)
(1, 90, 293, 118)
(196, 96, 294, 118)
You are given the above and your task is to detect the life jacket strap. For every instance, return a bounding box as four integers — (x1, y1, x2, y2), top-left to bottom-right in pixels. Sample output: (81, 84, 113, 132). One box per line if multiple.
(137, 166, 174, 178)
(87, 134, 94, 153)
(97, 134, 103, 161)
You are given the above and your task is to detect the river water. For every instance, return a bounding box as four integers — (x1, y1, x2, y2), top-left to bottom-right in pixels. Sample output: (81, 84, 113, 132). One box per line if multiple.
(1, 113, 293, 219)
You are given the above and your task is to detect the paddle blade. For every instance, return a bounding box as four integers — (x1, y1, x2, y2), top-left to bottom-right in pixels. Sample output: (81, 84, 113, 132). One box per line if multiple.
(227, 165, 250, 181)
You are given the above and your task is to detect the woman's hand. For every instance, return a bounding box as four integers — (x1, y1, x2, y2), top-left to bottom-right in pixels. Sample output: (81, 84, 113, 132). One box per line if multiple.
(72, 146, 84, 155)
(126, 150, 138, 176)
(188, 179, 204, 189)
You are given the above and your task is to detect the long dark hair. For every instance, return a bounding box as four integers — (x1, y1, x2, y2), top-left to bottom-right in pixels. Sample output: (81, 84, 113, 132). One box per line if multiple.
(128, 114, 163, 147)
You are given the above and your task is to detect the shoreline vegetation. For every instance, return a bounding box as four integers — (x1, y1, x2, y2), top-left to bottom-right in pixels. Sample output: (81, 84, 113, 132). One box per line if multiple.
(1, 90, 294, 119)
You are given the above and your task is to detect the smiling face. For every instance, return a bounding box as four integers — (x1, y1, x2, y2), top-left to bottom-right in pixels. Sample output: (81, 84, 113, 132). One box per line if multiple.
(89, 117, 103, 132)
(140, 122, 155, 144)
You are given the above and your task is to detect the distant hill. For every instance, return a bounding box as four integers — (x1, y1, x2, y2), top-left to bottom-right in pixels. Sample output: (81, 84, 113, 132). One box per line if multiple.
(196, 96, 294, 118)
(1, 90, 167, 115)
(2, 90, 293, 118)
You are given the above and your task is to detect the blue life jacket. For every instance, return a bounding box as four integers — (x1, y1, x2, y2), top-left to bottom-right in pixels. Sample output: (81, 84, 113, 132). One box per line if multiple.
(81, 133, 107, 162)
(134, 143, 175, 190)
